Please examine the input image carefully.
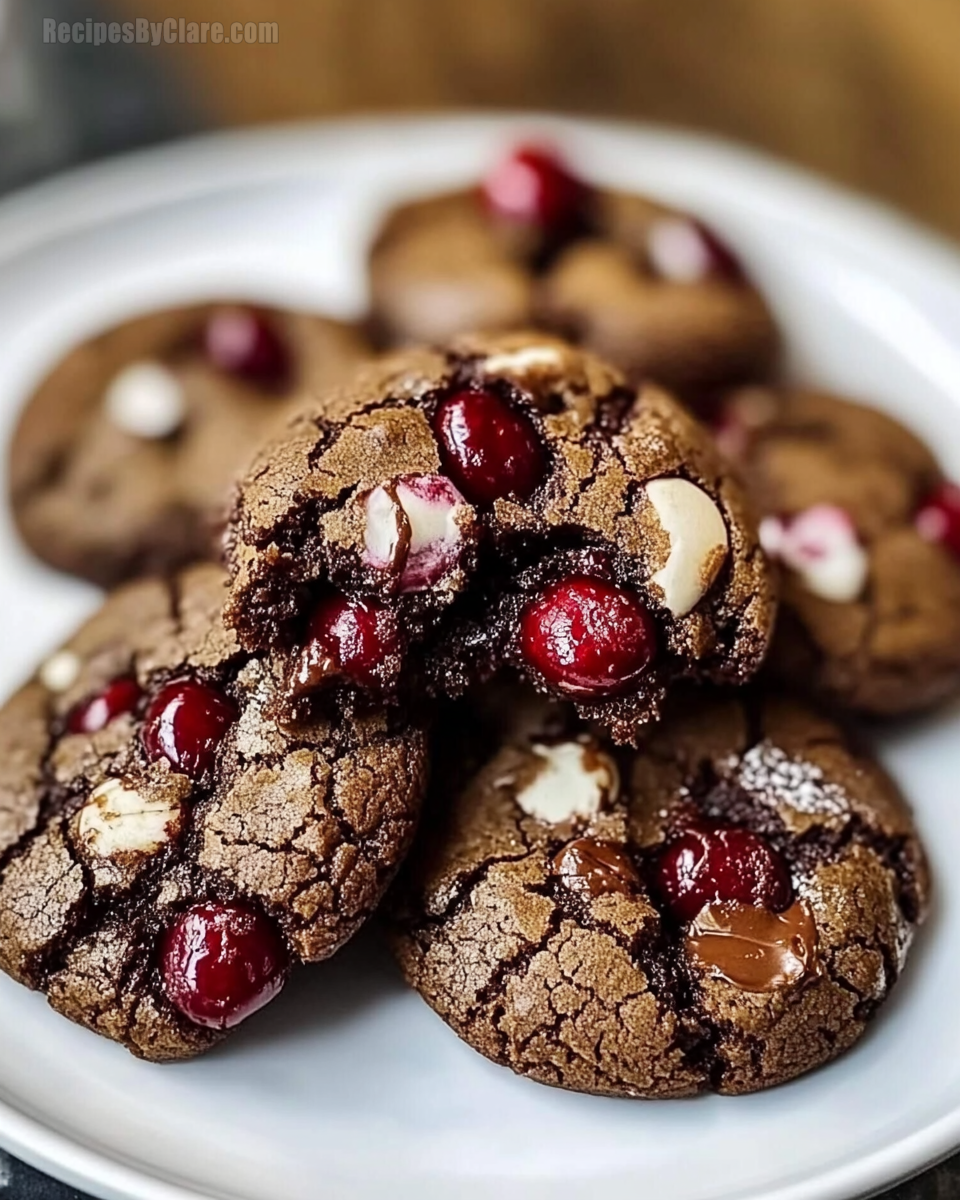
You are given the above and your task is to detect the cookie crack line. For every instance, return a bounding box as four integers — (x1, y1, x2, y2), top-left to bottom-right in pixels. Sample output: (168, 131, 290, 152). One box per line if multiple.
(223, 333, 775, 747)
(390, 681, 927, 1099)
(0, 565, 429, 1058)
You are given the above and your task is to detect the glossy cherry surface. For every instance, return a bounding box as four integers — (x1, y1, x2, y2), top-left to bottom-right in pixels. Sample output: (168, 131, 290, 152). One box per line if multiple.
(67, 677, 142, 734)
(654, 823, 792, 924)
(161, 901, 288, 1031)
(433, 388, 546, 505)
(916, 482, 960, 561)
(204, 307, 289, 386)
(646, 216, 745, 284)
(293, 592, 401, 693)
(519, 576, 656, 697)
(481, 143, 591, 238)
(142, 678, 237, 779)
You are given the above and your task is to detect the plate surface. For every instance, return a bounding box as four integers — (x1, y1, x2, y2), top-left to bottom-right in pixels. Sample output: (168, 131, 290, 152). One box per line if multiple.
(0, 114, 959, 1200)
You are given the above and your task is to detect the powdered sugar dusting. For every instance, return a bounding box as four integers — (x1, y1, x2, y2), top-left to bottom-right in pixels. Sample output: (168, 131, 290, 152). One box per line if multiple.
(733, 742, 850, 820)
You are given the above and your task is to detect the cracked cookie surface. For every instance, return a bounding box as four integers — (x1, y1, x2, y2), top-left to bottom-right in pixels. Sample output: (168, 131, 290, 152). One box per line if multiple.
(389, 689, 928, 1097)
(10, 304, 370, 586)
(368, 143, 780, 396)
(224, 332, 776, 743)
(720, 386, 960, 714)
(0, 563, 426, 1061)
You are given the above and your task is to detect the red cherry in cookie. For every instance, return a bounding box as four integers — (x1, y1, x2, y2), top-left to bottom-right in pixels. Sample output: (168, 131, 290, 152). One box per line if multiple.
(67, 677, 142, 735)
(204, 307, 289, 387)
(916, 482, 960, 561)
(646, 217, 745, 284)
(161, 901, 288, 1031)
(481, 143, 591, 237)
(654, 824, 792, 924)
(432, 388, 546, 505)
(519, 576, 656, 698)
(291, 592, 402, 695)
(142, 678, 237, 779)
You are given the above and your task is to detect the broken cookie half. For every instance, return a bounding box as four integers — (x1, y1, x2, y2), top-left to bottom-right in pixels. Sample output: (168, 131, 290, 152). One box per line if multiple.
(224, 332, 776, 744)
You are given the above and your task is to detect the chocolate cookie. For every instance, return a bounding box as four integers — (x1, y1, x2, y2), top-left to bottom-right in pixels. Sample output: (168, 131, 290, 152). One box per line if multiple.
(390, 689, 928, 1098)
(0, 563, 426, 1060)
(224, 332, 776, 743)
(719, 386, 960, 714)
(369, 143, 780, 395)
(10, 303, 370, 587)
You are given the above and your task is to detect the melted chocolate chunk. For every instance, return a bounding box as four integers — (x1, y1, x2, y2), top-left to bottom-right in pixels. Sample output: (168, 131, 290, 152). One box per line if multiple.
(551, 837, 640, 898)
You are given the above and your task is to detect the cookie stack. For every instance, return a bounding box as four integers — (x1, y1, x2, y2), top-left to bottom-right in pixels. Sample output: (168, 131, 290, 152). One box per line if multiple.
(0, 141, 954, 1098)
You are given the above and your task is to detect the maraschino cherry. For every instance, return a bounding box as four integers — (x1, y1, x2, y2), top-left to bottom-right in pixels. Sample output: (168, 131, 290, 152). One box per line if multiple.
(654, 823, 792, 924)
(519, 576, 656, 697)
(433, 388, 546, 505)
(142, 678, 237, 779)
(916, 482, 960, 561)
(292, 592, 401, 695)
(481, 143, 591, 241)
(161, 901, 288, 1030)
(646, 216, 745, 284)
(67, 677, 142, 734)
(204, 307, 289, 387)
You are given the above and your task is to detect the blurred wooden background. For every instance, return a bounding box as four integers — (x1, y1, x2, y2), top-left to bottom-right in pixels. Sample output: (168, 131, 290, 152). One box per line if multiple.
(109, 0, 960, 241)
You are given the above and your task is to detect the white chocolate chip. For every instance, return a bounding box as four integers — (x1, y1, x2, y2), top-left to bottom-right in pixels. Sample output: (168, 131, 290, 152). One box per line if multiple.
(760, 505, 868, 604)
(362, 484, 409, 573)
(646, 218, 712, 283)
(39, 649, 81, 693)
(645, 478, 729, 616)
(483, 346, 564, 374)
(363, 474, 470, 592)
(103, 361, 186, 439)
(77, 778, 182, 860)
(514, 741, 619, 824)
(803, 549, 869, 603)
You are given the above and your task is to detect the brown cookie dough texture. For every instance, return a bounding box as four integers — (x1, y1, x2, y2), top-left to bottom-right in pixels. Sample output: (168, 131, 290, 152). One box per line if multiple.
(9, 304, 370, 587)
(369, 188, 780, 395)
(390, 690, 928, 1098)
(224, 332, 776, 742)
(0, 563, 426, 1061)
(725, 386, 960, 714)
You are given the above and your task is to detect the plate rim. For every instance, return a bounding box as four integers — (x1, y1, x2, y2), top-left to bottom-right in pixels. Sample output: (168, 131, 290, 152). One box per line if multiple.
(0, 111, 958, 1200)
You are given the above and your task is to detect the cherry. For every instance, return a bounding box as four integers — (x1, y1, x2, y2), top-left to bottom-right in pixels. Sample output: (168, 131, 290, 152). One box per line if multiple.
(916, 482, 960, 561)
(646, 217, 745, 284)
(432, 388, 546, 505)
(67, 677, 142, 734)
(292, 592, 401, 695)
(161, 901, 288, 1031)
(654, 823, 792, 924)
(203, 307, 289, 387)
(519, 576, 656, 698)
(142, 678, 237, 780)
(481, 143, 591, 238)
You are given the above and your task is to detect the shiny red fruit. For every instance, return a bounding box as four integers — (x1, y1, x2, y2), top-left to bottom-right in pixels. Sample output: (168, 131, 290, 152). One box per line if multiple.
(646, 216, 745, 284)
(292, 593, 401, 694)
(654, 824, 792, 924)
(519, 576, 656, 697)
(916, 482, 960, 561)
(692, 219, 745, 281)
(67, 677, 142, 734)
(432, 388, 546, 505)
(481, 143, 591, 236)
(141, 678, 237, 779)
(161, 902, 288, 1031)
(204, 307, 289, 386)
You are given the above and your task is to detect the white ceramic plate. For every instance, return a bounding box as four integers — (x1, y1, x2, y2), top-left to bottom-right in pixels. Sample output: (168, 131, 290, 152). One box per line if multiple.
(0, 114, 958, 1200)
